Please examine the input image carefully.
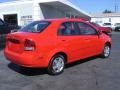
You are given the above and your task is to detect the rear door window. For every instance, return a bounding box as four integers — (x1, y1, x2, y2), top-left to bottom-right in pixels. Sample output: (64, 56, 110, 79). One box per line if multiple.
(20, 21, 50, 33)
(58, 22, 80, 36)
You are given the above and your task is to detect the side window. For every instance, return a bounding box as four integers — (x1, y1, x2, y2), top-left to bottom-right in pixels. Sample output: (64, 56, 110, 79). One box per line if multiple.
(0, 19, 4, 25)
(77, 22, 97, 35)
(58, 22, 80, 36)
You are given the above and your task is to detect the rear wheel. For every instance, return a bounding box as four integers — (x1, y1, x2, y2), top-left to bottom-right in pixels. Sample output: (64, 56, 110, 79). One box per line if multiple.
(101, 44, 111, 58)
(47, 54, 65, 75)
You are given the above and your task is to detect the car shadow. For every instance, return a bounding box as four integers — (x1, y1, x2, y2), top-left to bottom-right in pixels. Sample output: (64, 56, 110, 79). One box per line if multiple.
(66, 56, 99, 68)
(8, 56, 100, 76)
(8, 63, 47, 76)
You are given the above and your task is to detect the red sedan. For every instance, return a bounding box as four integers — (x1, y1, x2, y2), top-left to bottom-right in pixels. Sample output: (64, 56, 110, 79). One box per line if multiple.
(4, 18, 112, 75)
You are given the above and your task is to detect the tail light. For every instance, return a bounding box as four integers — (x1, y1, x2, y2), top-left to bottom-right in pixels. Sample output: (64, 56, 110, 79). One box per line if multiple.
(24, 39, 35, 51)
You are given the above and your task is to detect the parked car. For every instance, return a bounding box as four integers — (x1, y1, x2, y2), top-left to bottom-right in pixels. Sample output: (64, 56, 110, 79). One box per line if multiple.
(4, 18, 112, 75)
(114, 23, 120, 31)
(103, 23, 112, 27)
(115, 26, 120, 31)
(90, 22, 112, 36)
(0, 18, 20, 34)
(111, 23, 120, 31)
(102, 23, 113, 29)
(114, 23, 120, 27)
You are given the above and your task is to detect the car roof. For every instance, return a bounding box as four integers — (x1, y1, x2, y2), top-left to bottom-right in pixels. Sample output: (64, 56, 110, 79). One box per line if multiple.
(38, 18, 86, 22)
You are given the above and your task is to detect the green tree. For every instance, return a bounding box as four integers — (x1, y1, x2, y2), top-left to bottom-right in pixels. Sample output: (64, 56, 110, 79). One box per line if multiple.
(103, 9, 112, 13)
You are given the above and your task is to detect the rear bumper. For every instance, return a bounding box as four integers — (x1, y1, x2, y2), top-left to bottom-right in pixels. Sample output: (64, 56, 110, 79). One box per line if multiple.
(4, 49, 48, 68)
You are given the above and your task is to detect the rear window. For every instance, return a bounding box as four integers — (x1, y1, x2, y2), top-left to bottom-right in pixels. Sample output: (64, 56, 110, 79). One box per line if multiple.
(115, 23, 120, 26)
(20, 21, 50, 33)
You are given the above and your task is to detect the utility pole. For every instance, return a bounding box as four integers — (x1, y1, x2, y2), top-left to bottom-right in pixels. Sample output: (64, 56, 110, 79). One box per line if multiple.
(115, 0, 118, 12)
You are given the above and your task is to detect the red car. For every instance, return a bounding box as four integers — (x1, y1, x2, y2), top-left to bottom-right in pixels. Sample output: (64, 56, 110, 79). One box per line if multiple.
(4, 18, 112, 75)
(90, 22, 112, 36)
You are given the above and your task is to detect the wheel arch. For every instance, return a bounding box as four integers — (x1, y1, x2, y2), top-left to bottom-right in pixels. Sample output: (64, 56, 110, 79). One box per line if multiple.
(47, 51, 67, 75)
(46, 49, 68, 67)
(53, 52, 68, 63)
(105, 41, 111, 48)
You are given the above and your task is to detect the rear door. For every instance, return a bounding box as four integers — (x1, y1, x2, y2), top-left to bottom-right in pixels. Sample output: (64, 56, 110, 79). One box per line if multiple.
(58, 22, 88, 62)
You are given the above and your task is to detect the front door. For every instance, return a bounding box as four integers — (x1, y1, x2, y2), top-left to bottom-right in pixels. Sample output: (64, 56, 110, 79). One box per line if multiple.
(77, 22, 101, 57)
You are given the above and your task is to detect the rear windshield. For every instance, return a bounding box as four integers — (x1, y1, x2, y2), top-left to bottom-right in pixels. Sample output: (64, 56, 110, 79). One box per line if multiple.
(20, 21, 50, 33)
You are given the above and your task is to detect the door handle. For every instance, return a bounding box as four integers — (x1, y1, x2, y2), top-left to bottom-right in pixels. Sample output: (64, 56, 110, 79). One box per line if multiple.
(85, 38, 89, 40)
(61, 40, 66, 41)
(84, 38, 90, 41)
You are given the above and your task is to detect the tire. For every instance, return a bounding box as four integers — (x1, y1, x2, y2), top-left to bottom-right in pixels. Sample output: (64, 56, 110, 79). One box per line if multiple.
(101, 44, 111, 58)
(47, 54, 66, 75)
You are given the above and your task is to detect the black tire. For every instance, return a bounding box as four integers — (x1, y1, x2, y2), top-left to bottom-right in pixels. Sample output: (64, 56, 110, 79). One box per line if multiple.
(47, 54, 66, 75)
(101, 44, 111, 58)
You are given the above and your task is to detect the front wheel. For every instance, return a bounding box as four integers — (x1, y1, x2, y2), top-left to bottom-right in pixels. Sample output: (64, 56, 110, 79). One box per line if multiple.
(47, 54, 66, 75)
(101, 44, 111, 58)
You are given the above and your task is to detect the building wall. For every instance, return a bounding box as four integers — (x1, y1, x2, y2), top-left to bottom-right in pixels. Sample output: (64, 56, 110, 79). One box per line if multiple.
(0, 0, 90, 27)
(40, 4, 66, 19)
(0, 2, 34, 26)
(0, 2, 67, 26)
(91, 17, 120, 26)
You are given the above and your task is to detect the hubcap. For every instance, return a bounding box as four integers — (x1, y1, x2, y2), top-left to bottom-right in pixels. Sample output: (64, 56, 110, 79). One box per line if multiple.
(104, 46, 110, 57)
(52, 57, 64, 73)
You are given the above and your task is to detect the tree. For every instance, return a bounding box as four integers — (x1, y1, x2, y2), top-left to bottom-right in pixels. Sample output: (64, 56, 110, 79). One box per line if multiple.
(103, 9, 112, 13)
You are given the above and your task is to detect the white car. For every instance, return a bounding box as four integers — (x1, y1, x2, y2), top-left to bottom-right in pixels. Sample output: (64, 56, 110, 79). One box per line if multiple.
(103, 23, 112, 28)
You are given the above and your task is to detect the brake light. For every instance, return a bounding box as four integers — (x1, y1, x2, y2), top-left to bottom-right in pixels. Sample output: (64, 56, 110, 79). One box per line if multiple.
(24, 39, 35, 51)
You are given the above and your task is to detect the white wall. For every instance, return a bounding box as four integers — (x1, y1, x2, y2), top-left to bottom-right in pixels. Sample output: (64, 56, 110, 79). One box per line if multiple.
(91, 17, 120, 26)
(40, 4, 66, 19)
(0, 2, 34, 26)
(0, 0, 90, 26)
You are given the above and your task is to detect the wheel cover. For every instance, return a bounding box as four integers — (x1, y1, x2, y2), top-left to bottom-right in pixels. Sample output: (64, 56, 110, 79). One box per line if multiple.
(104, 46, 110, 57)
(52, 57, 64, 73)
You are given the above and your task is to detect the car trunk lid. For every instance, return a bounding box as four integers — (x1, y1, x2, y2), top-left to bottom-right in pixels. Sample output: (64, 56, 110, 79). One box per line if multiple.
(6, 32, 38, 53)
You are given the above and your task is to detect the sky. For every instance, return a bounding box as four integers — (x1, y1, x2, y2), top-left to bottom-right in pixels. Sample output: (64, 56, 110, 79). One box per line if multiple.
(70, 0, 119, 13)
(0, 0, 119, 13)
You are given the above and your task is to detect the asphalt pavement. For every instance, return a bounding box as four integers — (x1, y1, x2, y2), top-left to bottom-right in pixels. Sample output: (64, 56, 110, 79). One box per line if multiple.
(0, 32, 120, 90)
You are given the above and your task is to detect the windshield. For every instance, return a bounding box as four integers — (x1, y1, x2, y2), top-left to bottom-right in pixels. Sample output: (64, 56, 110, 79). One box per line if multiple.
(115, 23, 120, 26)
(103, 23, 111, 25)
(20, 21, 50, 33)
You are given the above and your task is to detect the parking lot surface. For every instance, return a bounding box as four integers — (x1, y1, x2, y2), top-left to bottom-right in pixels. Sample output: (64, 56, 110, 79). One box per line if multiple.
(0, 32, 120, 90)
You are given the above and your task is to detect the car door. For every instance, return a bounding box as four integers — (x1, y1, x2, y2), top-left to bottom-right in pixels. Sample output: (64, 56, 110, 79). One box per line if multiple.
(58, 22, 88, 62)
(77, 22, 101, 57)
